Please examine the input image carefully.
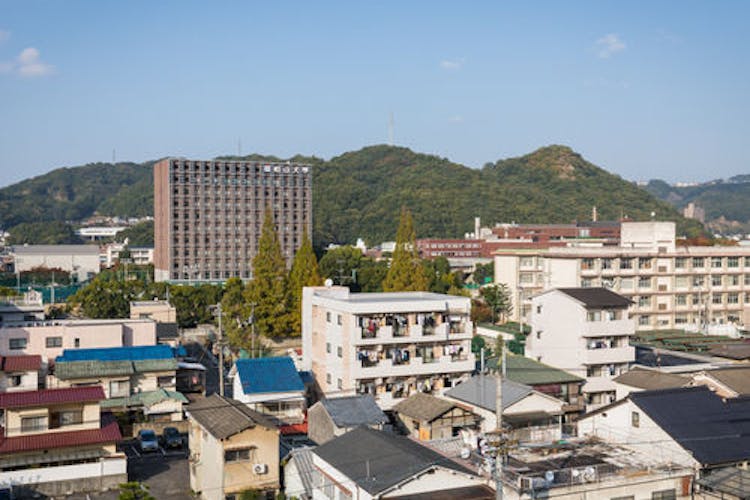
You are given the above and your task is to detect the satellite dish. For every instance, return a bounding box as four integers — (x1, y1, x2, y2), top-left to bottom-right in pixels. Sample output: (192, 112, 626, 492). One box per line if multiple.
(544, 470, 555, 483)
(324, 278, 333, 287)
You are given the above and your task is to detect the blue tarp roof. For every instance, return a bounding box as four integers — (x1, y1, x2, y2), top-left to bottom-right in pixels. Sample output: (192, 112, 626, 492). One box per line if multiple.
(56, 345, 175, 363)
(235, 357, 304, 395)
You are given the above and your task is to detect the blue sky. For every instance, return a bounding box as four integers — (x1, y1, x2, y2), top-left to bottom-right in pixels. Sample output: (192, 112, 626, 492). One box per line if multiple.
(0, 1, 748, 186)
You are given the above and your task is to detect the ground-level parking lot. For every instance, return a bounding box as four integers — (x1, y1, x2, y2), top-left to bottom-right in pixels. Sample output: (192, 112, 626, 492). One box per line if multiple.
(64, 439, 192, 500)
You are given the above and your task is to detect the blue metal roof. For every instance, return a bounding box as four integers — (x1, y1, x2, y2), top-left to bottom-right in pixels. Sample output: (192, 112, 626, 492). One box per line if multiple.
(235, 357, 304, 395)
(56, 345, 175, 363)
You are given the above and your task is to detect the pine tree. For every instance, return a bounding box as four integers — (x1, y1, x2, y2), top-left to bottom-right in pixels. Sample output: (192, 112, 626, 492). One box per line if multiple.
(382, 207, 428, 292)
(287, 231, 322, 336)
(245, 210, 291, 339)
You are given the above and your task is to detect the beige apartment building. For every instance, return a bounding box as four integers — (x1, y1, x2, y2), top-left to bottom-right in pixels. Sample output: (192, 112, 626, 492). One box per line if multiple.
(154, 158, 312, 282)
(496, 221, 750, 331)
(302, 286, 475, 410)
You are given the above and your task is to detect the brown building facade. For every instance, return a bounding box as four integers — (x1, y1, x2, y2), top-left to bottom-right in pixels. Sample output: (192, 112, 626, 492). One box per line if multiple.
(154, 158, 312, 282)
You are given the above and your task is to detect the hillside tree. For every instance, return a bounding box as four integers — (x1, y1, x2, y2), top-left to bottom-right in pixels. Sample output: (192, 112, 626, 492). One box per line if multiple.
(287, 231, 322, 336)
(382, 207, 428, 292)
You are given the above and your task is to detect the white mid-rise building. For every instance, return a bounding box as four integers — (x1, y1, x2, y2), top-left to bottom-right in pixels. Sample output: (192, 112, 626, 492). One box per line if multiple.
(302, 286, 475, 410)
(528, 287, 635, 411)
(496, 221, 750, 330)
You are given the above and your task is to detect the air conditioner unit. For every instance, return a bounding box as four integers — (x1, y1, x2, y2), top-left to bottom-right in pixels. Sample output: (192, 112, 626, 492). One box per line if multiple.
(253, 463, 268, 474)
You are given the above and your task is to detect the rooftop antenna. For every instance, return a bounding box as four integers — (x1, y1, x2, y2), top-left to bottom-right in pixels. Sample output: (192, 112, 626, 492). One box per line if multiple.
(388, 112, 394, 145)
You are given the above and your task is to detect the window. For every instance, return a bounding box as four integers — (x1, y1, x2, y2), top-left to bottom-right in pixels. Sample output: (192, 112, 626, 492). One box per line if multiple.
(9, 338, 26, 350)
(620, 278, 633, 290)
(712, 294, 723, 305)
(676, 295, 687, 306)
(587, 311, 601, 322)
(536, 305, 542, 314)
(157, 376, 175, 387)
(520, 257, 534, 268)
(638, 258, 652, 269)
(728, 275, 740, 286)
(712, 257, 723, 268)
(638, 315, 650, 326)
(728, 257, 739, 268)
(224, 447, 256, 462)
(326, 342, 331, 354)
(601, 258, 613, 270)
(21, 415, 47, 433)
(631, 411, 640, 428)
(326, 312, 331, 323)
(45, 337, 62, 348)
(337, 378, 343, 390)
(337, 346, 343, 358)
(674, 257, 686, 269)
(581, 278, 593, 288)
(326, 373, 332, 384)
(50, 409, 83, 428)
(638, 296, 651, 308)
(8, 374, 22, 387)
(74, 338, 80, 348)
(675, 276, 688, 288)
(582, 258, 595, 270)
(692, 257, 705, 268)
(611, 496, 635, 500)
(620, 258, 633, 270)
(109, 380, 130, 398)
(693, 276, 705, 287)
(712, 275, 722, 287)
(519, 273, 534, 284)
(651, 490, 676, 500)
(638, 277, 651, 289)
(337, 314, 342, 326)
(728, 293, 739, 304)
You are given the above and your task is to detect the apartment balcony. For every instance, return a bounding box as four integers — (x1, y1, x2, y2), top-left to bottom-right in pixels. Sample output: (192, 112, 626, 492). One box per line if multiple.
(354, 322, 470, 345)
(353, 354, 475, 379)
(582, 319, 635, 337)
(583, 346, 635, 366)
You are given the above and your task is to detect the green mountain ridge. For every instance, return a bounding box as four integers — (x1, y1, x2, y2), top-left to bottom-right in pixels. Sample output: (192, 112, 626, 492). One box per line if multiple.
(0, 145, 705, 246)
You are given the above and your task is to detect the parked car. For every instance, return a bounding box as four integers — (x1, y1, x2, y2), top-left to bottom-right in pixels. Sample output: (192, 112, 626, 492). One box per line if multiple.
(161, 426, 183, 449)
(137, 429, 159, 453)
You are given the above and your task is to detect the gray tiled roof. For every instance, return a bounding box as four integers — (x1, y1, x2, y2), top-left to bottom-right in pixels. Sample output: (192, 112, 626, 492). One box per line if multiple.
(319, 395, 388, 427)
(612, 367, 688, 391)
(285, 446, 315, 500)
(313, 426, 473, 496)
(392, 393, 456, 422)
(556, 287, 632, 309)
(445, 376, 533, 412)
(188, 393, 275, 439)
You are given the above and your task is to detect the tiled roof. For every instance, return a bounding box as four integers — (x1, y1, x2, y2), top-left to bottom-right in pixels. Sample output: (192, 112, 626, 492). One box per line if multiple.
(100, 389, 187, 409)
(631, 386, 750, 466)
(612, 367, 688, 391)
(188, 394, 275, 439)
(0, 355, 41, 372)
(703, 367, 750, 395)
(54, 358, 176, 380)
(56, 345, 174, 362)
(708, 343, 750, 360)
(0, 413, 121, 455)
(555, 287, 632, 309)
(0, 387, 105, 409)
(318, 395, 388, 427)
(501, 354, 584, 386)
(313, 427, 474, 495)
(393, 393, 456, 422)
(285, 447, 315, 499)
(445, 376, 535, 413)
(235, 357, 304, 395)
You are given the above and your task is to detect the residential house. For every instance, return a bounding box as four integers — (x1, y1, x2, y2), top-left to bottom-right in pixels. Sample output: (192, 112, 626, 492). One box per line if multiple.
(0, 387, 126, 496)
(49, 345, 184, 423)
(283, 446, 315, 500)
(307, 395, 387, 445)
(311, 426, 493, 499)
(696, 467, 750, 500)
(528, 287, 635, 410)
(690, 366, 750, 398)
(130, 300, 177, 323)
(444, 375, 565, 439)
(578, 386, 750, 470)
(0, 355, 41, 393)
(0, 318, 157, 360)
(302, 286, 475, 409)
(188, 394, 280, 500)
(613, 366, 689, 400)
(231, 357, 306, 425)
(392, 392, 479, 441)
(0, 290, 44, 324)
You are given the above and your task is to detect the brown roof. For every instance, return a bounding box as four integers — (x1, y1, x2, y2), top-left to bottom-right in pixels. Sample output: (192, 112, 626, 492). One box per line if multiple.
(0, 413, 121, 455)
(392, 393, 457, 422)
(704, 367, 750, 396)
(613, 368, 688, 391)
(188, 393, 275, 439)
(708, 344, 750, 361)
(0, 387, 105, 409)
(0, 355, 42, 372)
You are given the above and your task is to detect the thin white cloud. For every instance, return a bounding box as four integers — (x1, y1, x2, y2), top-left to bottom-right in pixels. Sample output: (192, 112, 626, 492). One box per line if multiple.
(0, 30, 10, 43)
(440, 58, 464, 71)
(448, 115, 464, 123)
(595, 34, 626, 59)
(0, 47, 55, 77)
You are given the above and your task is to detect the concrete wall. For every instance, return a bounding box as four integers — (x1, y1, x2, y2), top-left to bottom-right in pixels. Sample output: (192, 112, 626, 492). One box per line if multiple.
(14, 247, 100, 282)
(0, 457, 127, 496)
(307, 402, 336, 445)
(0, 370, 38, 392)
(620, 221, 676, 251)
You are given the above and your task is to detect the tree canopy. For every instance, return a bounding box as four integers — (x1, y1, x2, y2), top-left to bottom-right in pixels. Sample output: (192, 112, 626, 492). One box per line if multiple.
(382, 207, 428, 292)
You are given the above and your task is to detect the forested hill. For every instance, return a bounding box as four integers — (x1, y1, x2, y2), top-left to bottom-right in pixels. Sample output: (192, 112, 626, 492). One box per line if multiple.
(643, 178, 750, 233)
(0, 145, 705, 246)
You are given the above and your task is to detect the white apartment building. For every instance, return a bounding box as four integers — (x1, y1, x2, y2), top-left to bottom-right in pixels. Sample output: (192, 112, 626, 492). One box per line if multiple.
(496, 221, 750, 330)
(528, 288, 635, 411)
(302, 286, 475, 410)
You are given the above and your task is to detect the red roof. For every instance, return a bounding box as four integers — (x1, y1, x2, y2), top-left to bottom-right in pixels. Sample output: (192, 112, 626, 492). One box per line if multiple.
(0, 355, 42, 372)
(0, 386, 105, 409)
(0, 413, 121, 455)
(280, 422, 308, 436)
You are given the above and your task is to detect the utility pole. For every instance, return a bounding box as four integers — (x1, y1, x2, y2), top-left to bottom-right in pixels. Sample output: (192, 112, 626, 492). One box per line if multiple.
(492, 338, 505, 500)
(214, 303, 225, 397)
(249, 302, 257, 359)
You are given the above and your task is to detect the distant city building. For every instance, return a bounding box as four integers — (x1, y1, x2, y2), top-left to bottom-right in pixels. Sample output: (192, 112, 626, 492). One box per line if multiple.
(75, 226, 127, 241)
(496, 221, 750, 329)
(154, 158, 312, 282)
(683, 202, 706, 223)
(13, 244, 100, 282)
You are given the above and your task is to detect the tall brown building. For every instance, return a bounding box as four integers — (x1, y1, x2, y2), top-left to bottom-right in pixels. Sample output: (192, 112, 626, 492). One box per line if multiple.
(154, 158, 312, 282)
